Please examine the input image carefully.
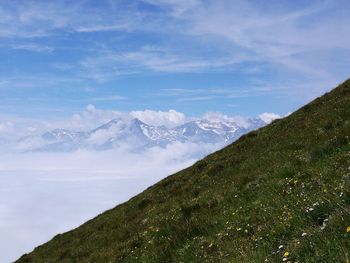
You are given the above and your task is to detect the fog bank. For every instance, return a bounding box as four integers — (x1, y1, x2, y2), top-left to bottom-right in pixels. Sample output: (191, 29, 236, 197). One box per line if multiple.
(0, 142, 219, 262)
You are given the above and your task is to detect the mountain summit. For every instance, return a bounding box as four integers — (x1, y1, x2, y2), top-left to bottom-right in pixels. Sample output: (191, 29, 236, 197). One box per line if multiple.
(17, 79, 350, 262)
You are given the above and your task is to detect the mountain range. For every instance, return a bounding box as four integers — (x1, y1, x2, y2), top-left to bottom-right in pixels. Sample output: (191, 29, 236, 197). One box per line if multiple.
(17, 117, 266, 152)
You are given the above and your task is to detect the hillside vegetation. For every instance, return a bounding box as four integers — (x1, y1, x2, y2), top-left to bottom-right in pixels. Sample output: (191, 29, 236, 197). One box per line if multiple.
(17, 80, 350, 262)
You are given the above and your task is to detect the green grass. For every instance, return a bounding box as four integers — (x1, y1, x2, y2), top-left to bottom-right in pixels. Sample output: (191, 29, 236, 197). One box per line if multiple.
(17, 79, 350, 263)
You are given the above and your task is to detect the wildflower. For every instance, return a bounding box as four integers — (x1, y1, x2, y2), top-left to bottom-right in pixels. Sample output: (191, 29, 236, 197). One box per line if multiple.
(283, 251, 289, 257)
(346, 226, 350, 233)
(301, 232, 307, 237)
(305, 207, 314, 212)
(236, 227, 242, 231)
(208, 243, 213, 248)
(278, 245, 284, 250)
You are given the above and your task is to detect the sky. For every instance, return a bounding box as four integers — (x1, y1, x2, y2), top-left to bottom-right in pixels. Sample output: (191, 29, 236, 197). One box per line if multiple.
(0, 0, 349, 121)
(1, 0, 350, 262)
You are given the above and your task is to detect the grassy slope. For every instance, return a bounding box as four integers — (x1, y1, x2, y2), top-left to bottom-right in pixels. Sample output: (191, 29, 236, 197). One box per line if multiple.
(17, 80, 350, 263)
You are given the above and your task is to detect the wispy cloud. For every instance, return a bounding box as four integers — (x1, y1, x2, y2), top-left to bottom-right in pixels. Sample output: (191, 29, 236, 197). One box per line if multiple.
(141, 0, 201, 16)
(0, 1, 141, 38)
(78, 46, 246, 82)
(9, 43, 54, 53)
(186, 1, 350, 79)
(161, 86, 270, 102)
(177, 96, 218, 102)
(89, 95, 127, 102)
(73, 0, 350, 93)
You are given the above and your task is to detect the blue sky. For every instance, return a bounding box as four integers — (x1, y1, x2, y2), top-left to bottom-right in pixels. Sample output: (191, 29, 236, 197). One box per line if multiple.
(1, 0, 350, 119)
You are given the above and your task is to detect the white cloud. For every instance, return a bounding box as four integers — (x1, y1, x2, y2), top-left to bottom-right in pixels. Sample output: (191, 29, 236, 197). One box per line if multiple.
(259, 112, 281, 124)
(86, 104, 96, 113)
(53, 105, 123, 131)
(130, 109, 186, 127)
(0, 115, 47, 141)
(202, 111, 252, 128)
(0, 121, 14, 132)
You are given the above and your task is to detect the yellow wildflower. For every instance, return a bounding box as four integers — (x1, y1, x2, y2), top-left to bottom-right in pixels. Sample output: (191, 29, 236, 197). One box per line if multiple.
(283, 251, 289, 257)
(346, 226, 350, 233)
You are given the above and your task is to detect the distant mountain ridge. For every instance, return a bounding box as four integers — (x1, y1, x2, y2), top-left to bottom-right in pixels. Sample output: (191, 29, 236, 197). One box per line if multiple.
(17, 117, 267, 152)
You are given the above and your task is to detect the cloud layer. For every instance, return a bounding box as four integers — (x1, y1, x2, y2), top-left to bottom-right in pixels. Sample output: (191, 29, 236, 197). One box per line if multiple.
(0, 141, 220, 262)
